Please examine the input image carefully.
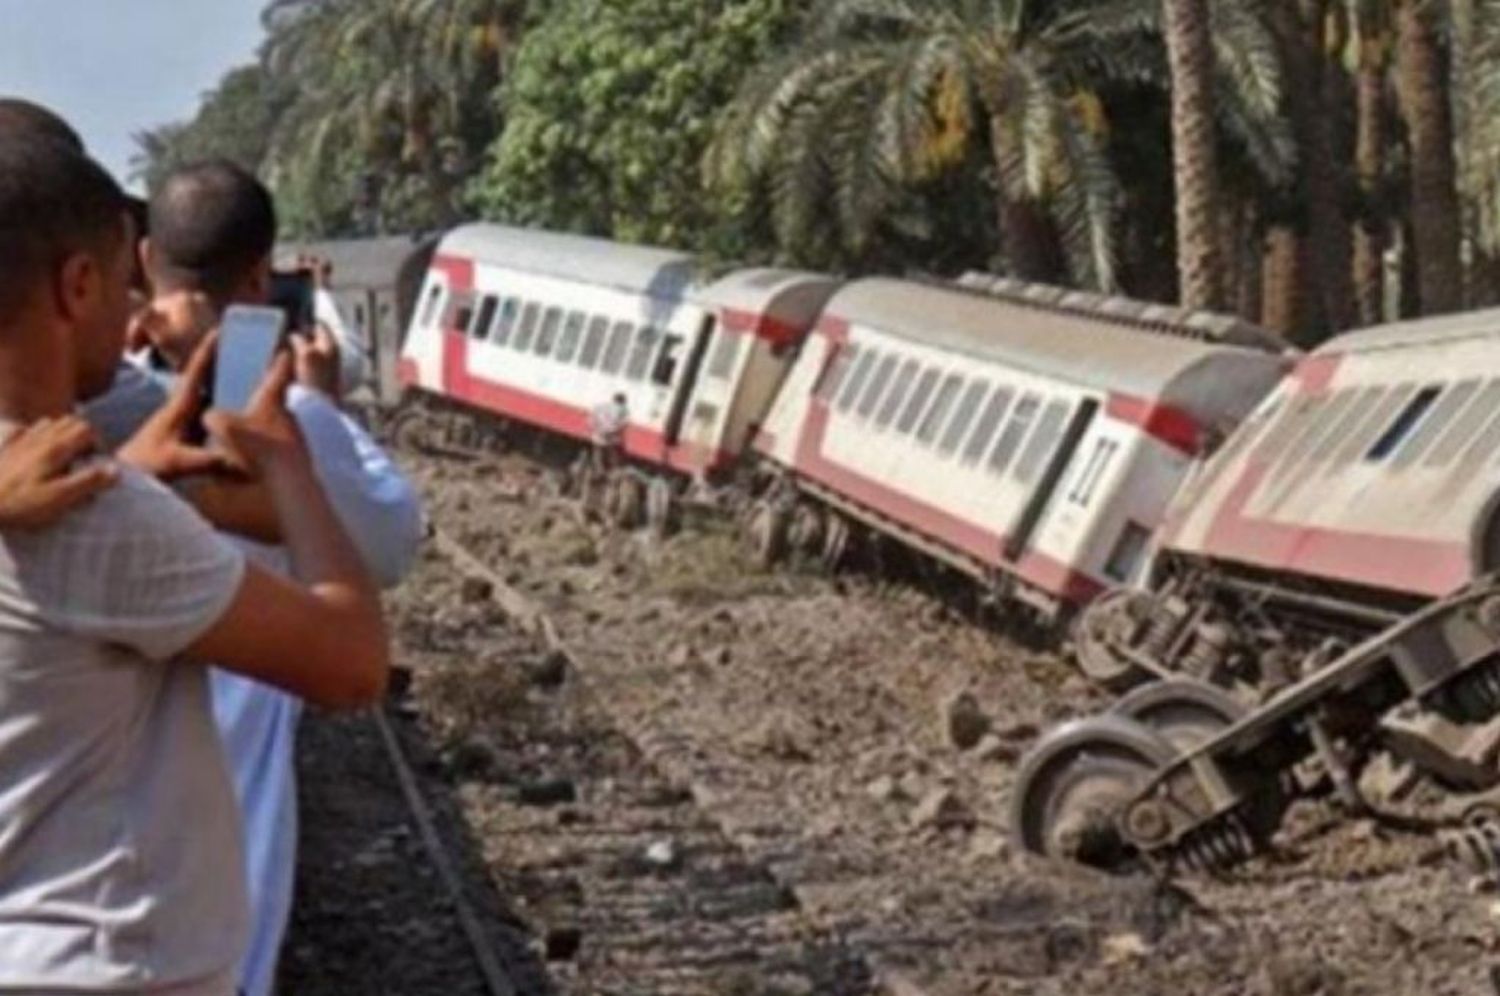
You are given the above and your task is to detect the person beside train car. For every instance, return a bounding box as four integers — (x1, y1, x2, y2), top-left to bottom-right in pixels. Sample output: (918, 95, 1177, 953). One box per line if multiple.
(0, 131, 389, 996)
(589, 391, 629, 470)
(86, 159, 424, 996)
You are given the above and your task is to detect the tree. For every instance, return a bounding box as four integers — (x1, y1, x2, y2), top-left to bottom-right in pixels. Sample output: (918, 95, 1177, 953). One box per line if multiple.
(1163, 0, 1225, 308)
(469, 0, 809, 250)
(707, 0, 1288, 291)
(1395, 0, 1463, 314)
(130, 65, 282, 192)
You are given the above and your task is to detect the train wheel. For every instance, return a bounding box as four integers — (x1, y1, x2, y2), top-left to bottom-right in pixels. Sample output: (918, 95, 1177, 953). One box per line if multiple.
(1072, 589, 1159, 692)
(786, 504, 826, 558)
(608, 474, 646, 530)
(745, 501, 787, 569)
(645, 477, 675, 537)
(1110, 678, 1246, 751)
(1009, 714, 1176, 870)
(821, 515, 851, 572)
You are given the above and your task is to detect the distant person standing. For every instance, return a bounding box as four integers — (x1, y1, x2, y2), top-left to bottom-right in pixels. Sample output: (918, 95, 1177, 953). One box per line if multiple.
(589, 392, 629, 471)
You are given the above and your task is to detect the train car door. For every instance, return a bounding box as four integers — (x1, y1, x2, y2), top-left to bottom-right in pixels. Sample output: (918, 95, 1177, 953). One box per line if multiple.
(662, 313, 717, 447)
(1004, 398, 1100, 562)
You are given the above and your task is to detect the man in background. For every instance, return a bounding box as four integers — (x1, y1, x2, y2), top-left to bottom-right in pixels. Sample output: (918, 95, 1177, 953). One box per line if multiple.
(93, 158, 423, 996)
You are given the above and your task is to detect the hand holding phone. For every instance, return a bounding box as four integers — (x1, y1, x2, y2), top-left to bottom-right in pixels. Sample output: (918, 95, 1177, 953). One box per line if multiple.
(214, 305, 287, 413)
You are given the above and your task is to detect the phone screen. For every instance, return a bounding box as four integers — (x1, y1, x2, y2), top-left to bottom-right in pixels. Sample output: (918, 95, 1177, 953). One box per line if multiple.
(213, 306, 286, 412)
(270, 269, 315, 333)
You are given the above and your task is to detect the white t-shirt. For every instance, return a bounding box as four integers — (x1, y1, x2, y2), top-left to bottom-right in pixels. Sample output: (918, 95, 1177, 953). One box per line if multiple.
(0, 461, 248, 993)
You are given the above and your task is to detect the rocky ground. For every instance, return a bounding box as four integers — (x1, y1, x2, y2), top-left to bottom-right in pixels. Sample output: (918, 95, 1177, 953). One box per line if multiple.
(284, 429, 1500, 995)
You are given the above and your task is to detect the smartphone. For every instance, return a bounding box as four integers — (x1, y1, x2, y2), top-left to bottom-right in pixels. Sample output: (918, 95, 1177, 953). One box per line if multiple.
(270, 269, 315, 334)
(213, 305, 286, 412)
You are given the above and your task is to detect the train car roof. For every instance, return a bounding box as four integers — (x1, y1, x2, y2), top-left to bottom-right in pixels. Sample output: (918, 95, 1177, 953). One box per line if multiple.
(275, 235, 430, 290)
(698, 267, 839, 309)
(829, 277, 1286, 402)
(1315, 305, 1500, 353)
(955, 272, 1286, 352)
(438, 223, 698, 300)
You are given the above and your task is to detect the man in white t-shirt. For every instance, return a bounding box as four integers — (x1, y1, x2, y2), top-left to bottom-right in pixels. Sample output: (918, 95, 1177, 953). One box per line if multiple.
(0, 121, 389, 996)
(87, 159, 423, 996)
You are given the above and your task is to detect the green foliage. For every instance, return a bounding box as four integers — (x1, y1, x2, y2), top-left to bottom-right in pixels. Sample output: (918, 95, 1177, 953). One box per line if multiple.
(468, 0, 809, 250)
(131, 65, 284, 192)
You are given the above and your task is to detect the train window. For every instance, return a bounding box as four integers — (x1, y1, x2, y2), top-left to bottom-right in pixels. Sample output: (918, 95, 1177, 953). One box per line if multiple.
(1328, 386, 1401, 464)
(940, 380, 989, 456)
(449, 293, 476, 334)
(578, 316, 610, 369)
(1104, 522, 1152, 582)
(534, 307, 564, 356)
(962, 387, 1013, 465)
(858, 354, 898, 419)
(1431, 379, 1500, 465)
(601, 321, 634, 374)
(1014, 399, 1070, 483)
(917, 374, 963, 445)
(557, 311, 587, 364)
(897, 367, 941, 435)
(1254, 394, 1318, 461)
(1395, 379, 1479, 467)
(1320, 387, 1386, 464)
(1290, 390, 1358, 466)
(491, 299, 520, 347)
(1366, 384, 1442, 461)
(1069, 438, 1119, 506)
(626, 326, 661, 381)
(875, 358, 918, 430)
(707, 329, 742, 380)
(837, 348, 877, 413)
(1267, 394, 1336, 478)
(653, 335, 684, 386)
(988, 393, 1040, 475)
(1461, 401, 1500, 468)
(815, 345, 856, 402)
(513, 303, 541, 352)
(470, 296, 499, 341)
(418, 284, 444, 329)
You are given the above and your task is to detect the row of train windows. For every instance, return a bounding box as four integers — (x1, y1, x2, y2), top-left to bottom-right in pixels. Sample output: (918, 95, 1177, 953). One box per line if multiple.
(1259, 375, 1500, 474)
(445, 292, 692, 387)
(813, 343, 1074, 487)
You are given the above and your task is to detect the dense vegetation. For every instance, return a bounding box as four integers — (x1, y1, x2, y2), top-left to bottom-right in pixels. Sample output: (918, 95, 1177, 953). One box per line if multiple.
(134, 0, 1500, 345)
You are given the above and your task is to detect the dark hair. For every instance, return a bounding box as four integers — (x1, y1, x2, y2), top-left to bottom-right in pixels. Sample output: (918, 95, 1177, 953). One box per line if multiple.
(0, 98, 84, 152)
(148, 159, 276, 305)
(0, 140, 125, 315)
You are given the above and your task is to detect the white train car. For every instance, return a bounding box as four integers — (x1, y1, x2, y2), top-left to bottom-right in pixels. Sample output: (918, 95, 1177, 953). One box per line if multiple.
(753, 278, 1290, 615)
(399, 223, 837, 478)
(1157, 306, 1500, 604)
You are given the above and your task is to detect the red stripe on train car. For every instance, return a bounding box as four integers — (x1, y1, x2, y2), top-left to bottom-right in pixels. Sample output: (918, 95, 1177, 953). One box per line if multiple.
(1295, 353, 1343, 392)
(790, 397, 1103, 604)
(397, 357, 420, 387)
(438, 332, 735, 476)
(1105, 394, 1201, 455)
(721, 308, 804, 350)
(1202, 460, 1470, 597)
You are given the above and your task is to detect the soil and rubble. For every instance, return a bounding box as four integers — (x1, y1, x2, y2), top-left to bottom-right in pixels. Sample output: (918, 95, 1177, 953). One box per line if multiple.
(284, 429, 1500, 995)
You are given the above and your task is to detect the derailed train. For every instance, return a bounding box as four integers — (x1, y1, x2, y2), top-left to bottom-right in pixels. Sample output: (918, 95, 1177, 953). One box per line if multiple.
(319, 221, 1500, 875)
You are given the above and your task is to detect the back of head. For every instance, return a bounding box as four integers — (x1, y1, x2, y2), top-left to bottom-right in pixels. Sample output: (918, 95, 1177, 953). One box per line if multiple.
(0, 140, 125, 317)
(148, 159, 275, 306)
(0, 98, 84, 152)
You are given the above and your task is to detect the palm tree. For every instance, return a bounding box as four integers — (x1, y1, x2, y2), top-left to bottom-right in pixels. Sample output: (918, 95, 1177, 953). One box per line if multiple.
(1162, 0, 1224, 309)
(708, 0, 1288, 294)
(1348, 0, 1392, 324)
(1395, 0, 1463, 314)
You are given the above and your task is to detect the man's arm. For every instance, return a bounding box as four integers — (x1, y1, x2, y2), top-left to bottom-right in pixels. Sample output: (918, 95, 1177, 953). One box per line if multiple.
(183, 354, 388, 708)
